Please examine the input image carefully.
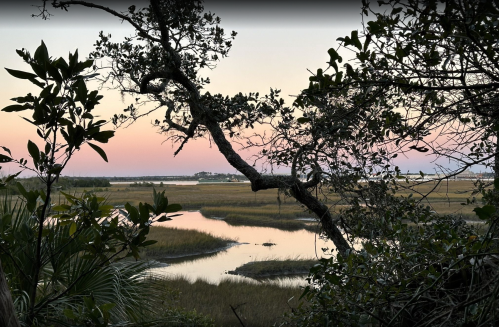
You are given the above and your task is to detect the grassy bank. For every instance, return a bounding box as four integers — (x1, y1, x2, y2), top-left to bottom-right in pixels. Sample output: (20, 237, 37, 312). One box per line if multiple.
(155, 276, 303, 327)
(141, 226, 234, 260)
(92, 183, 284, 208)
(228, 258, 318, 279)
(201, 204, 317, 231)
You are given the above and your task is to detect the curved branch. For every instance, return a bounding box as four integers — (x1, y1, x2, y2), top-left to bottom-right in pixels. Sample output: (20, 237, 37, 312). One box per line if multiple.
(54, 1, 161, 43)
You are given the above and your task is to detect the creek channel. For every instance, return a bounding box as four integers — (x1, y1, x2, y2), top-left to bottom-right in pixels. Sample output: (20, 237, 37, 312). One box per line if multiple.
(151, 210, 335, 285)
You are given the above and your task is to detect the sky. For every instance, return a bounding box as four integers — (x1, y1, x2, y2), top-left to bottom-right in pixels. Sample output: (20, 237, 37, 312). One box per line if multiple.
(0, 0, 455, 177)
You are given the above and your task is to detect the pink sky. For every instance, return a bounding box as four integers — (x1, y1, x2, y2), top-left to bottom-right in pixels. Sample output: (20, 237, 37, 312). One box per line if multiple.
(0, 1, 466, 177)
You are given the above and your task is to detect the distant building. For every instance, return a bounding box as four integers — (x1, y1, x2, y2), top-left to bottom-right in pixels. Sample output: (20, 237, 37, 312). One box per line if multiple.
(455, 169, 477, 179)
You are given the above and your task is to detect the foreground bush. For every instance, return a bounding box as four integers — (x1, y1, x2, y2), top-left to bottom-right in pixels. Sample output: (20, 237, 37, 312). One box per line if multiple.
(288, 191, 499, 326)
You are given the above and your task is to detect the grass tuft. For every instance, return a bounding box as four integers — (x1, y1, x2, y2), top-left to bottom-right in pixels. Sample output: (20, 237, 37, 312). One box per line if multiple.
(141, 226, 235, 260)
(228, 257, 318, 279)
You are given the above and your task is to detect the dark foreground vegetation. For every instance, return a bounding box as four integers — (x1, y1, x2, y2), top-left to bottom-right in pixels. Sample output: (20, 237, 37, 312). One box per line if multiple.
(156, 276, 304, 327)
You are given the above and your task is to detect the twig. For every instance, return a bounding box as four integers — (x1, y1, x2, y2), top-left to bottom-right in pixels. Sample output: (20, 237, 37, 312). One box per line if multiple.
(229, 303, 246, 327)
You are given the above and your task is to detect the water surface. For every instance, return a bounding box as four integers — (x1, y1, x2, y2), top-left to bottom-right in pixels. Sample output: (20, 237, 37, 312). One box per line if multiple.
(152, 211, 335, 284)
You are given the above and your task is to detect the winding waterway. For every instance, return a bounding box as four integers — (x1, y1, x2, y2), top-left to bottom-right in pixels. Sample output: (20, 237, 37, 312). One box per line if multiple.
(151, 211, 335, 285)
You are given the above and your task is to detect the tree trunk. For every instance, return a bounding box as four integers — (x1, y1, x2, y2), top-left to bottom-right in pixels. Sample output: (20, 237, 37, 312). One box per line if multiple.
(202, 117, 352, 255)
(495, 131, 499, 181)
(0, 259, 21, 327)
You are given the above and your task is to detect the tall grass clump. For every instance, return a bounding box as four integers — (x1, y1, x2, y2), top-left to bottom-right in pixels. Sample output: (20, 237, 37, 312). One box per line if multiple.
(157, 276, 304, 327)
(228, 257, 318, 278)
(141, 227, 235, 259)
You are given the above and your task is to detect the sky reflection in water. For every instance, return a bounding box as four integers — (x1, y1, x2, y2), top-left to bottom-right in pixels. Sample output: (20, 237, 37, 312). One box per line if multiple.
(151, 211, 335, 285)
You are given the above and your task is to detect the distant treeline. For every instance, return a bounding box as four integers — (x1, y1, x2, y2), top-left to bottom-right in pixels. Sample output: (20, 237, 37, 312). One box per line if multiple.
(1, 177, 111, 194)
(61, 178, 111, 188)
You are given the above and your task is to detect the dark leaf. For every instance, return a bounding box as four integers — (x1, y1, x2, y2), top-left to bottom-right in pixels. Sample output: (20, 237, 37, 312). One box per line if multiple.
(34, 40, 49, 64)
(77, 79, 87, 103)
(1, 147, 11, 156)
(90, 130, 115, 143)
(27, 140, 40, 164)
(5, 171, 21, 183)
(0, 154, 12, 163)
(5, 68, 38, 80)
(2, 104, 31, 112)
(88, 142, 108, 162)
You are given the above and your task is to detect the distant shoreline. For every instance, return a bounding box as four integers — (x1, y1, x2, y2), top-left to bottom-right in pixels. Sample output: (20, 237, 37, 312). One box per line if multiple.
(110, 180, 251, 185)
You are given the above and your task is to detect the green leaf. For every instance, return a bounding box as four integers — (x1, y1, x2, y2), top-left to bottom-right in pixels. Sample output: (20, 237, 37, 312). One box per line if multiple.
(5, 171, 21, 183)
(99, 205, 114, 216)
(141, 240, 158, 247)
(83, 296, 95, 309)
(52, 204, 71, 211)
(125, 203, 139, 223)
(88, 142, 108, 162)
(69, 222, 77, 236)
(165, 204, 182, 213)
(139, 202, 150, 222)
(5, 68, 38, 80)
(16, 182, 28, 198)
(494, 178, 499, 190)
(63, 308, 77, 320)
(99, 302, 116, 313)
(474, 205, 496, 220)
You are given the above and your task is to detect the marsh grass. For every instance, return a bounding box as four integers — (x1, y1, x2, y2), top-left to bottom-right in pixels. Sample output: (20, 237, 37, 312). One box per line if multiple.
(229, 257, 318, 278)
(225, 213, 318, 232)
(87, 183, 286, 208)
(54, 181, 487, 233)
(200, 204, 319, 231)
(156, 276, 304, 327)
(141, 226, 234, 260)
(200, 204, 313, 219)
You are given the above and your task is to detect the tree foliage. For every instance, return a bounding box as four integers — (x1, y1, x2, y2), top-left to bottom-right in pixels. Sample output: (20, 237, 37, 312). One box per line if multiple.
(284, 0, 499, 325)
(0, 42, 183, 326)
(43, 0, 351, 253)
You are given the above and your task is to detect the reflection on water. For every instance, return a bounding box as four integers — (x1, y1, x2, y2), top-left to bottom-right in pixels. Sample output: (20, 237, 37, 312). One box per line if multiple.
(151, 211, 335, 285)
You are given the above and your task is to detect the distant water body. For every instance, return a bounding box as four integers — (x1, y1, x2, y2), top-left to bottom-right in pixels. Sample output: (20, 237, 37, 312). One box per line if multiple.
(110, 181, 251, 185)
